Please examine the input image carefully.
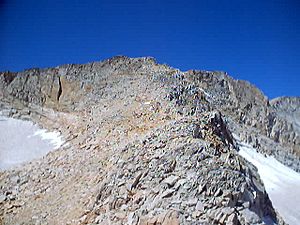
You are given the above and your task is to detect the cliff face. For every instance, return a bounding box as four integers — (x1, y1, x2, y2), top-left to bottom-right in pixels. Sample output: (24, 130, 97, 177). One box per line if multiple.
(0, 56, 298, 224)
(270, 97, 300, 142)
(0, 57, 164, 111)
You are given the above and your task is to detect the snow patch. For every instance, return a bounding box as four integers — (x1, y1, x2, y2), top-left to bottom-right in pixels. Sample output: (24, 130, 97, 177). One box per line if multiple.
(33, 129, 64, 149)
(0, 115, 64, 170)
(237, 141, 300, 225)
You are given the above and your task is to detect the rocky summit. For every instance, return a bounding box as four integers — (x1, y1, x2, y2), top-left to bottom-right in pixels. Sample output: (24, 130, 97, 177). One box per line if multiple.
(0, 56, 299, 225)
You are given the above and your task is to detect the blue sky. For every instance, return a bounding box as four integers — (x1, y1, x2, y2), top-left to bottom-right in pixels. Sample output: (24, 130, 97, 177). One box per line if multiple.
(0, 0, 299, 98)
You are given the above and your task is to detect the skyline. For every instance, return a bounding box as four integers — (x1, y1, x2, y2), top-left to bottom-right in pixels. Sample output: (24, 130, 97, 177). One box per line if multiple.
(1, 0, 299, 98)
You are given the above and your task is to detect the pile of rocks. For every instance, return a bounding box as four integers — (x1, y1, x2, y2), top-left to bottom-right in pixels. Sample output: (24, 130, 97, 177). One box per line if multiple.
(158, 68, 300, 171)
(79, 114, 280, 225)
(0, 56, 296, 224)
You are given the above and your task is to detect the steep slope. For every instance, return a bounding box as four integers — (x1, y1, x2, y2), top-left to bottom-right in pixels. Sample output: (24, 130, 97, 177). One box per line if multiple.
(270, 97, 300, 138)
(238, 141, 300, 225)
(0, 56, 297, 224)
(164, 69, 300, 171)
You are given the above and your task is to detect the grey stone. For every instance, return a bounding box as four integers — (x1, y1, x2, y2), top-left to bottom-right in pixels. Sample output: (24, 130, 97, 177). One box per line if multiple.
(163, 175, 179, 188)
(127, 212, 139, 225)
(0, 194, 7, 203)
(195, 201, 204, 211)
(161, 189, 175, 198)
(227, 213, 239, 225)
(240, 208, 261, 224)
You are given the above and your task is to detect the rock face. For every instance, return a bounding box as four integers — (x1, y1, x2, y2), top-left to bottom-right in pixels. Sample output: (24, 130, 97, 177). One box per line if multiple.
(0, 56, 296, 224)
(270, 97, 300, 147)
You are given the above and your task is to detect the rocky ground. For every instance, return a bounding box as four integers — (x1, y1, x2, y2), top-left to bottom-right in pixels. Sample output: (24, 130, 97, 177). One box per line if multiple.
(0, 56, 298, 224)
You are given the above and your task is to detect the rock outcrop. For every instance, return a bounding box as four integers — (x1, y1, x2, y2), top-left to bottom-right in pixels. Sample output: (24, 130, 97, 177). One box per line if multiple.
(0, 56, 297, 224)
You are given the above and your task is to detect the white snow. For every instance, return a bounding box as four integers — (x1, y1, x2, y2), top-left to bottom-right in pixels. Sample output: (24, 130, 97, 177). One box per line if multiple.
(32, 129, 64, 149)
(0, 115, 64, 170)
(237, 141, 300, 225)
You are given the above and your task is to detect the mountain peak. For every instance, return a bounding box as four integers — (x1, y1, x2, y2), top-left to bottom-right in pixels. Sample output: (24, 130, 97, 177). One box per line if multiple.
(0, 57, 298, 225)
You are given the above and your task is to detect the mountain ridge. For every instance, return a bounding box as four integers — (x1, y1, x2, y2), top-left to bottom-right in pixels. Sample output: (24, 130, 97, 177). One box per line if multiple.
(0, 56, 299, 224)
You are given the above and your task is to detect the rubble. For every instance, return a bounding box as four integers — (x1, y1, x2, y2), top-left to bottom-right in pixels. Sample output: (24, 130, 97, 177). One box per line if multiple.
(0, 56, 294, 224)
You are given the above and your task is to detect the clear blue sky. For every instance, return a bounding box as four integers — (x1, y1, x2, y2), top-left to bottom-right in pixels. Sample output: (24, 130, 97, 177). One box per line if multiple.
(1, 0, 299, 98)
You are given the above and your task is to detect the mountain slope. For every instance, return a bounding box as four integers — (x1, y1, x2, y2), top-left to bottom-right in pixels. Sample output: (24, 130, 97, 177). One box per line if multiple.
(1, 56, 298, 224)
